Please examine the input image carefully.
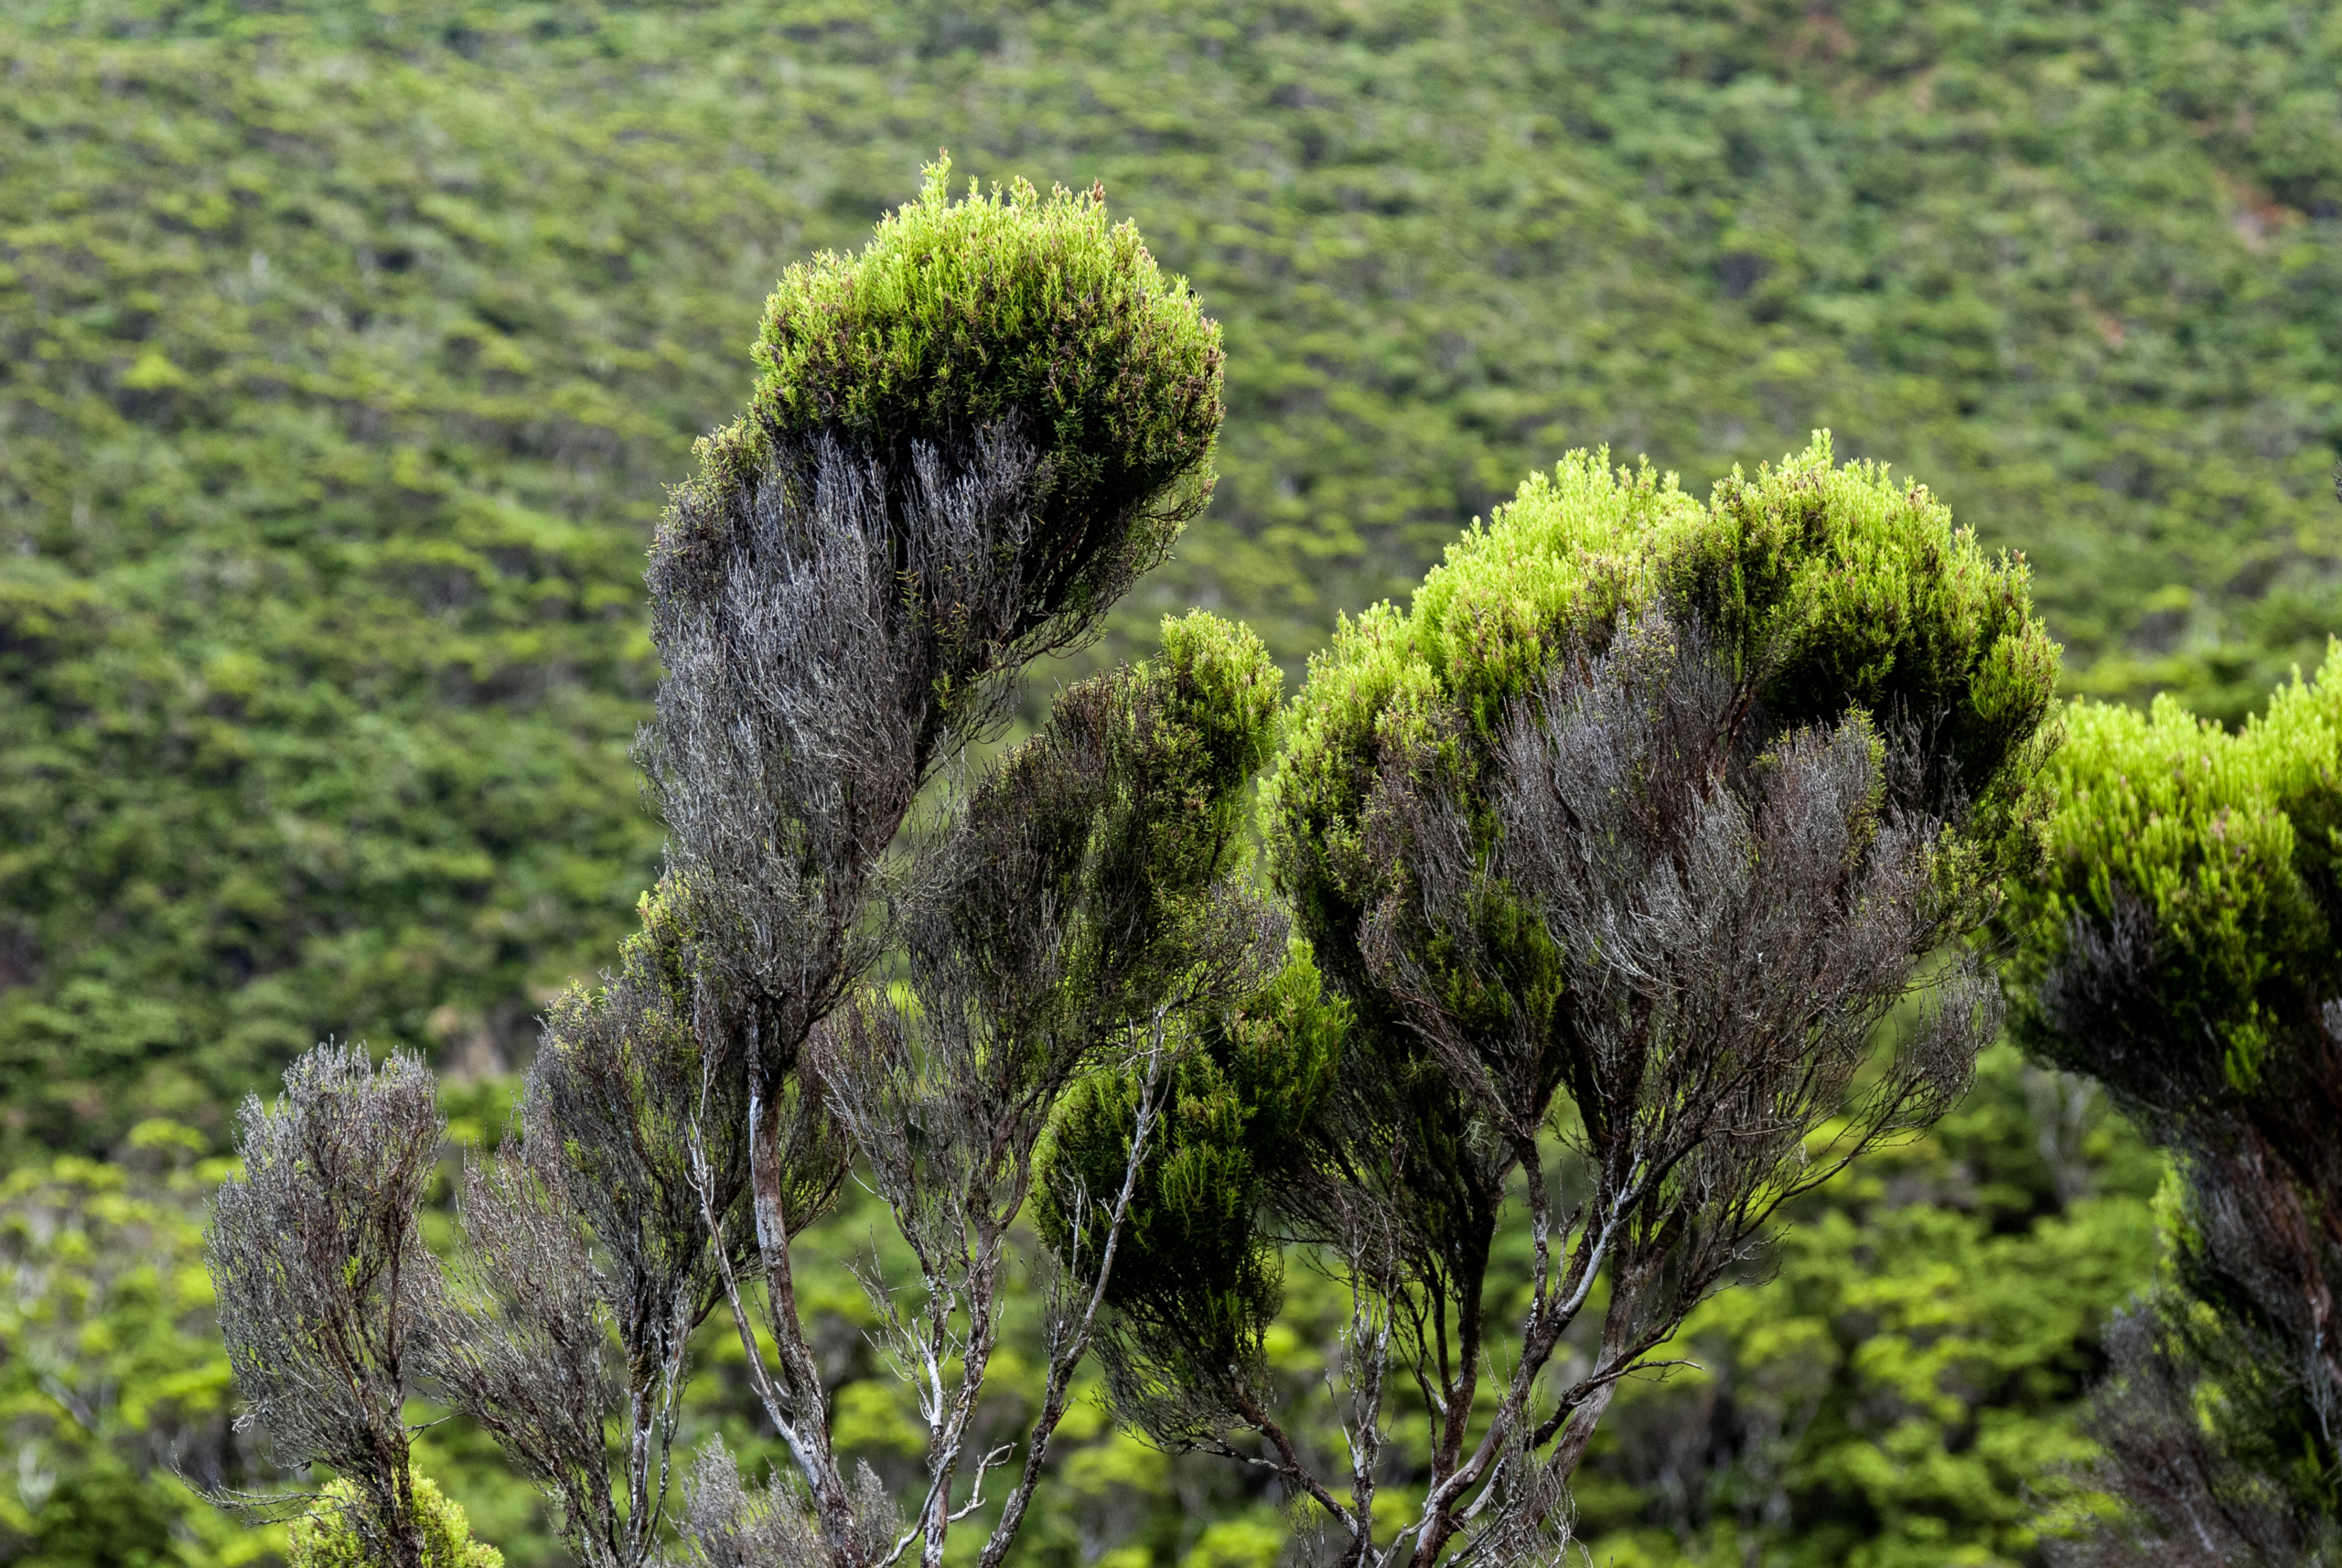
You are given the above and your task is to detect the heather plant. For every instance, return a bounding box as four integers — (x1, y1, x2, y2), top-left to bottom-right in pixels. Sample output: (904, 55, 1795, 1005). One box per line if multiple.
(1041, 436, 2062, 1568)
(290, 1475, 502, 1568)
(202, 168, 2070, 1568)
(208, 1045, 446, 1568)
(28, 7, 2342, 1564)
(2005, 664, 2342, 1566)
(207, 170, 1251, 1568)
(750, 156, 1225, 585)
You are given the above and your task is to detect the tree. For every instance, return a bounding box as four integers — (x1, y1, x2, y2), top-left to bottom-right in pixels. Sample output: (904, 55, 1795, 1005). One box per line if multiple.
(207, 161, 1257, 1568)
(205, 168, 2063, 1568)
(2004, 662, 2342, 1565)
(1040, 436, 2061, 1568)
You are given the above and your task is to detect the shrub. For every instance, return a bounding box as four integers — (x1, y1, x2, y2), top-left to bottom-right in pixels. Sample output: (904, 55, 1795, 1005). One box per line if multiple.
(2004, 657, 2342, 1563)
(208, 175, 1255, 1568)
(288, 1474, 502, 1568)
(1058, 434, 2061, 1568)
(755, 156, 1222, 535)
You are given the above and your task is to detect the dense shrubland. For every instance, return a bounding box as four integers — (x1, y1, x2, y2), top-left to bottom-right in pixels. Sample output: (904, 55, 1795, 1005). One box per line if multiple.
(7, 2, 2342, 1566)
(12, 0, 2342, 1150)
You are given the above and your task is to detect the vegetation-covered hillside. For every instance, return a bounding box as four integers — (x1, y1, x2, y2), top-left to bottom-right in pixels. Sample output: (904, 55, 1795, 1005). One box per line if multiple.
(0, 2, 2331, 1565)
(7, 0, 2342, 1144)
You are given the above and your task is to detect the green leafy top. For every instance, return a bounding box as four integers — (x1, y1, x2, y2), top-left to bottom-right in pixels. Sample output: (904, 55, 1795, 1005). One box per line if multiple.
(1266, 434, 2062, 941)
(962, 610, 1282, 1026)
(746, 156, 1223, 532)
(2006, 650, 2342, 1093)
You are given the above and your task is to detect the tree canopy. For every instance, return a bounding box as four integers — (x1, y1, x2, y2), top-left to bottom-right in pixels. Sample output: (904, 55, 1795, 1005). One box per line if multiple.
(2005, 662, 2342, 1562)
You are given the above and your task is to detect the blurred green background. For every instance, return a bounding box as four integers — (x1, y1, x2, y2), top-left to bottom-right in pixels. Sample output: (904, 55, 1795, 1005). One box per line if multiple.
(3, 1, 2333, 1563)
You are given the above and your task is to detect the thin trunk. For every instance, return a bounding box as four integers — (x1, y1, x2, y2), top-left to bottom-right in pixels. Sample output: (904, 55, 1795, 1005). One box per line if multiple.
(977, 1026, 1172, 1568)
(749, 1074, 859, 1562)
(1545, 1377, 1617, 1484)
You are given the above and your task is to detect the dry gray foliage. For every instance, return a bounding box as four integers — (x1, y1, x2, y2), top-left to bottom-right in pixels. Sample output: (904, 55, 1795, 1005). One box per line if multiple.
(634, 425, 1185, 1563)
(675, 1439, 900, 1568)
(640, 424, 1150, 1066)
(2052, 1310, 2338, 1568)
(207, 410, 1236, 1568)
(641, 423, 1249, 1568)
(420, 893, 818, 1568)
(797, 660, 1283, 1568)
(1413, 612, 1991, 1567)
(2035, 888, 2342, 1566)
(206, 1043, 445, 1568)
(425, 1144, 615, 1552)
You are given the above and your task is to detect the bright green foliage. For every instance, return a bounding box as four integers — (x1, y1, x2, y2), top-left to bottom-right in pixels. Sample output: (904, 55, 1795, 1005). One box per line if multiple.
(288, 1473, 502, 1568)
(1671, 440, 2062, 817)
(1036, 948, 1347, 1372)
(949, 609, 1282, 1024)
(2003, 655, 2342, 1552)
(1102, 610, 1284, 901)
(2006, 657, 2342, 1094)
(753, 158, 1222, 540)
(1266, 434, 2059, 981)
(0, 1132, 279, 1568)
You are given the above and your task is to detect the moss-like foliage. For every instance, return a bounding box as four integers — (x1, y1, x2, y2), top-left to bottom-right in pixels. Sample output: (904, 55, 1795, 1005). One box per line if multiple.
(957, 609, 1283, 1029)
(288, 1473, 502, 1568)
(671, 159, 1224, 661)
(1035, 947, 1347, 1372)
(1015, 613, 1306, 1375)
(2004, 657, 2342, 1555)
(2004, 671, 2342, 1095)
(1267, 433, 2062, 982)
(1090, 608, 1284, 909)
(754, 156, 1223, 538)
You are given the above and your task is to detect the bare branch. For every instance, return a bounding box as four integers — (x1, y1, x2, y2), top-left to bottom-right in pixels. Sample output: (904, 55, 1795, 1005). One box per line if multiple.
(206, 1043, 445, 1568)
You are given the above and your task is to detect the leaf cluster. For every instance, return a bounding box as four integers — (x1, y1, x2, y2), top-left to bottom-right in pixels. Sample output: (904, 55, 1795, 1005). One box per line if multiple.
(1269, 435, 2059, 968)
(1035, 949, 1346, 1380)
(289, 1473, 502, 1568)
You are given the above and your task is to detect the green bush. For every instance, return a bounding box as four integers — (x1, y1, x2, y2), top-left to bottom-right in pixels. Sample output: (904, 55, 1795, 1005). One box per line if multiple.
(0, 1134, 271, 1568)
(753, 157, 1224, 542)
(287, 1474, 501, 1568)
(1035, 945, 1346, 1373)
(2006, 660, 2342, 1095)
(2004, 657, 2342, 1557)
(1267, 433, 2062, 971)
